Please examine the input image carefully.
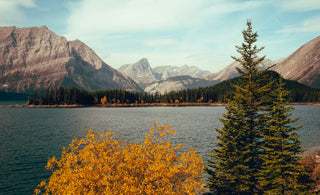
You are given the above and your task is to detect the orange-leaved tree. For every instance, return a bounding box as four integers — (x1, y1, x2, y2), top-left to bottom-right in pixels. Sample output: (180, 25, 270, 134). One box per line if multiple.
(35, 122, 205, 194)
(100, 96, 107, 105)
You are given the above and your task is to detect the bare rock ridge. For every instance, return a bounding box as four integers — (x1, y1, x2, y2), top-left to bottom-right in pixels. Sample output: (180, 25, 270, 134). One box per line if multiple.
(206, 59, 276, 81)
(0, 26, 141, 93)
(144, 75, 218, 94)
(118, 58, 213, 92)
(272, 36, 320, 88)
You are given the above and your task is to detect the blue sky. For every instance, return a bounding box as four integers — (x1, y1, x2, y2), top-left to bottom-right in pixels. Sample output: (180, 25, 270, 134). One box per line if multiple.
(0, 0, 320, 72)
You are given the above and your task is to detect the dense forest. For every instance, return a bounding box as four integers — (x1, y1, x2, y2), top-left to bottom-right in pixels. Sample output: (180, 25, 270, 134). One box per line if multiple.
(26, 71, 320, 105)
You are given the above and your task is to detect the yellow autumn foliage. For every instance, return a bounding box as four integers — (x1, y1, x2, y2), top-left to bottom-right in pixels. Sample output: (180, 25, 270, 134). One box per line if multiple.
(35, 122, 205, 194)
(100, 96, 107, 105)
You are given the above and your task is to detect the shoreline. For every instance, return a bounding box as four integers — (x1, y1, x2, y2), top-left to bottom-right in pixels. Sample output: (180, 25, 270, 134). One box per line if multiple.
(1, 102, 320, 108)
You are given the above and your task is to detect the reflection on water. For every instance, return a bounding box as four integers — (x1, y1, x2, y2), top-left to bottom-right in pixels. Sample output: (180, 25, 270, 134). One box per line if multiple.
(0, 105, 319, 194)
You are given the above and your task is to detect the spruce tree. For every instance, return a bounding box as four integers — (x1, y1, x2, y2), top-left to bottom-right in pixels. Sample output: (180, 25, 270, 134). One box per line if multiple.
(258, 77, 307, 194)
(207, 20, 271, 194)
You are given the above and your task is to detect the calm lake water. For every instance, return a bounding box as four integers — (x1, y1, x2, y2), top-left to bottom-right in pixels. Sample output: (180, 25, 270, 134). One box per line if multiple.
(0, 103, 319, 194)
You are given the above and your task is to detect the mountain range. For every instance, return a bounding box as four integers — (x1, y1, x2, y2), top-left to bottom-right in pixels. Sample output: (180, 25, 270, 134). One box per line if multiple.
(117, 58, 214, 92)
(0, 25, 319, 95)
(0, 26, 141, 93)
(118, 35, 320, 93)
(144, 75, 217, 94)
(118, 58, 157, 89)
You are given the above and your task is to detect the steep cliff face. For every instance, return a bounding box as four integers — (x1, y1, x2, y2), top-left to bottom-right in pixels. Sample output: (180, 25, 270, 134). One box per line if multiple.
(0, 26, 141, 93)
(272, 36, 320, 88)
(118, 58, 156, 88)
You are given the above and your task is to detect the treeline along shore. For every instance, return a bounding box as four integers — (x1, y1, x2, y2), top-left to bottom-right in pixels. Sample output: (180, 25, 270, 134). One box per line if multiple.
(22, 71, 320, 106)
(0, 71, 317, 107)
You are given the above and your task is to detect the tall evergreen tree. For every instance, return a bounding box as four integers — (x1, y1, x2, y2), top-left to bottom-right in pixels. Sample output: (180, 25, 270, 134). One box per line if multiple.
(39, 90, 44, 105)
(258, 77, 307, 194)
(207, 20, 272, 194)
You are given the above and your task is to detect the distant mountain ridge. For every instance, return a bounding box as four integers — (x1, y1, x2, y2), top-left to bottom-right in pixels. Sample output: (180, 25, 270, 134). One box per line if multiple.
(144, 75, 218, 94)
(272, 36, 320, 88)
(206, 59, 277, 81)
(153, 65, 211, 80)
(118, 58, 213, 92)
(0, 26, 141, 93)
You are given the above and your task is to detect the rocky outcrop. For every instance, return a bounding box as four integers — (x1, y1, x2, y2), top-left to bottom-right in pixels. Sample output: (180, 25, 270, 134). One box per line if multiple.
(272, 36, 320, 88)
(0, 26, 141, 93)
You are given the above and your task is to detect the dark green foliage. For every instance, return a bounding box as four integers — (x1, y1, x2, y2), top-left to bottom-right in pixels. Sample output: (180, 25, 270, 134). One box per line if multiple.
(94, 89, 142, 104)
(207, 20, 312, 194)
(207, 20, 270, 194)
(31, 87, 94, 105)
(258, 77, 306, 194)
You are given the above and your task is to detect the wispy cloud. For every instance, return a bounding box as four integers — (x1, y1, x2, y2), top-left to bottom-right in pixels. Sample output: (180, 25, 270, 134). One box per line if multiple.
(202, 0, 267, 16)
(279, 16, 320, 33)
(0, 0, 37, 26)
(143, 39, 178, 47)
(65, 0, 269, 39)
(65, 0, 204, 40)
(279, 0, 320, 12)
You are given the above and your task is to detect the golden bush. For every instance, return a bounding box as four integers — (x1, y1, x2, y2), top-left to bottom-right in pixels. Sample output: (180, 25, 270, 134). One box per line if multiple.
(35, 122, 205, 194)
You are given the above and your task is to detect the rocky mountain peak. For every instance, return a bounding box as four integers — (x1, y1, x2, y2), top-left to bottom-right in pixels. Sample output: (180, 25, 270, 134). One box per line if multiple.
(0, 26, 141, 93)
(118, 59, 213, 91)
(118, 58, 156, 88)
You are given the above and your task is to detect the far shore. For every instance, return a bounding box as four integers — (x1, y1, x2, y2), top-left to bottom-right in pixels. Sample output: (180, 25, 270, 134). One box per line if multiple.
(1, 102, 320, 108)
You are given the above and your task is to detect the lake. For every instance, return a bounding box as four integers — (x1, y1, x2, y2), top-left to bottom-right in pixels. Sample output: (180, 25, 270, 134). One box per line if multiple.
(0, 104, 319, 194)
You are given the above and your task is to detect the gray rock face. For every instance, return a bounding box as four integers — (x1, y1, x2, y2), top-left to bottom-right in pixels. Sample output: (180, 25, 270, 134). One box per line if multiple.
(118, 58, 156, 88)
(206, 59, 275, 81)
(118, 58, 213, 91)
(272, 36, 320, 88)
(0, 26, 141, 93)
(144, 75, 217, 94)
